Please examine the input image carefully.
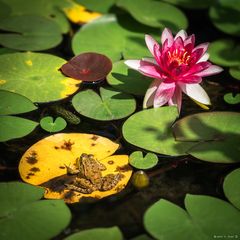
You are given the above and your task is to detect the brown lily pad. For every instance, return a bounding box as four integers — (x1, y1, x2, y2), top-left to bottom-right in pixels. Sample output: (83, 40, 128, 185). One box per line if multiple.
(19, 133, 132, 203)
(60, 52, 112, 82)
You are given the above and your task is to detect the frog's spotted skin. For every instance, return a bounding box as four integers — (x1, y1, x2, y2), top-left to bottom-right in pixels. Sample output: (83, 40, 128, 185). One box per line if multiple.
(65, 153, 123, 193)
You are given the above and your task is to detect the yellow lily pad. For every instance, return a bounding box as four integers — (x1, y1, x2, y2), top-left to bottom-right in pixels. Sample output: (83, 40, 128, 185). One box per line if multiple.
(19, 133, 132, 203)
(63, 1, 101, 24)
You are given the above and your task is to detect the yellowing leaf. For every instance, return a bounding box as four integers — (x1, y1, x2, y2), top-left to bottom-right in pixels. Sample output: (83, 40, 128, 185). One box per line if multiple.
(19, 133, 132, 203)
(63, 1, 101, 24)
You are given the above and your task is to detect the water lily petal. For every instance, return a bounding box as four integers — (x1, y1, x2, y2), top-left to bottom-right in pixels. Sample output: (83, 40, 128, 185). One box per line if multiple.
(197, 53, 209, 63)
(197, 65, 223, 77)
(142, 57, 158, 65)
(184, 34, 195, 48)
(161, 28, 173, 47)
(179, 75, 202, 84)
(143, 79, 161, 108)
(139, 61, 162, 79)
(183, 62, 211, 76)
(145, 35, 159, 57)
(192, 42, 209, 59)
(124, 60, 141, 70)
(174, 30, 187, 41)
(168, 85, 182, 112)
(154, 82, 176, 108)
(179, 83, 211, 105)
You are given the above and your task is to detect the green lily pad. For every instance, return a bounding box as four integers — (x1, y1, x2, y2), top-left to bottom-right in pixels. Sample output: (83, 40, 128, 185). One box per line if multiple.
(64, 227, 123, 240)
(40, 116, 67, 133)
(122, 106, 194, 156)
(0, 182, 71, 240)
(117, 0, 188, 31)
(173, 112, 240, 163)
(224, 93, 240, 104)
(185, 194, 240, 237)
(106, 60, 152, 96)
(0, 1, 11, 20)
(129, 151, 158, 169)
(144, 194, 240, 240)
(0, 48, 16, 55)
(0, 90, 37, 115)
(76, 0, 116, 13)
(0, 15, 62, 51)
(144, 198, 207, 240)
(72, 14, 157, 62)
(162, 0, 215, 9)
(0, 52, 80, 102)
(229, 66, 240, 80)
(209, 1, 240, 36)
(1, 0, 70, 33)
(72, 87, 136, 121)
(130, 234, 154, 240)
(0, 116, 38, 142)
(208, 39, 240, 67)
(223, 168, 240, 210)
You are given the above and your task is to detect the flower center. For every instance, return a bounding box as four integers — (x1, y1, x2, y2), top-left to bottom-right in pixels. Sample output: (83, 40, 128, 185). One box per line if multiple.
(167, 49, 190, 66)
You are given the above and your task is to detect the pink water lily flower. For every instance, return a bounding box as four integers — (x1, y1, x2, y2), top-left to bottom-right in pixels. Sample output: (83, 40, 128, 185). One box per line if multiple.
(125, 28, 223, 111)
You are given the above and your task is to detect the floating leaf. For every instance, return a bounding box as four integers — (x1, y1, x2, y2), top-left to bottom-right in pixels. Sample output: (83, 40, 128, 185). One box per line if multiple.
(0, 182, 71, 240)
(0, 90, 37, 115)
(0, 15, 62, 51)
(19, 133, 132, 203)
(63, 1, 101, 24)
(72, 87, 136, 121)
(185, 194, 240, 237)
(0, 52, 80, 102)
(208, 39, 240, 67)
(0, 1, 11, 20)
(1, 0, 70, 33)
(229, 66, 240, 80)
(0, 116, 38, 142)
(117, 0, 188, 31)
(72, 14, 158, 62)
(144, 194, 240, 240)
(129, 151, 158, 169)
(209, 1, 240, 36)
(162, 0, 215, 9)
(173, 112, 240, 163)
(107, 60, 152, 96)
(224, 93, 240, 105)
(64, 226, 123, 240)
(223, 168, 240, 210)
(40, 116, 67, 133)
(122, 106, 194, 156)
(76, 0, 116, 13)
(61, 52, 112, 82)
(130, 234, 154, 240)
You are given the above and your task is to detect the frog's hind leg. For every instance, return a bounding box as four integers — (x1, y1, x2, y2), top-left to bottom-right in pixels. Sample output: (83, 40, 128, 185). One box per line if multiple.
(65, 184, 94, 194)
(101, 173, 124, 191)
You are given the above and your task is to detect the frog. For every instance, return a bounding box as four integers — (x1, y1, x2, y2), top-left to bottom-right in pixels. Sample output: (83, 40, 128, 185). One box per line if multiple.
(65, 153, 123, 194)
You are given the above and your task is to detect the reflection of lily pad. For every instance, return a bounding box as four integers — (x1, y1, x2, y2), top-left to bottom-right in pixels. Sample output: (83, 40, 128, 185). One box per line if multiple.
(117, 0, 188, 31)
(0, 15, 62, 51)
(229, 67, 240, 80)
(122, 106, 193, 156)
(0, 116, 38, 142)
(223, 168, 240, 210)
(64, 226, 123, 240)
(61, 52, 112, 81)
(40, 116, 67, 133)
(19, 133, 132, 203)
(72, 87, 136, 121)
(0, 90, 37, 115)
(107, 60, 152, 96)
(0, 182, 71, 240)
(208, 39, 240, 67)
(144, 194, 240, 240)
(129, 151, 158, 170)
(173, 112, 240, 163)
(0, 52, 80, 102)
(72, 14, 157, 62)
(224, 93, 240, 105)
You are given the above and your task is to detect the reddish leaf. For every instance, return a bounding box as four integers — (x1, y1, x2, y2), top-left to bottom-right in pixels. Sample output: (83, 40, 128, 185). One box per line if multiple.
(61, 52, 112, 82)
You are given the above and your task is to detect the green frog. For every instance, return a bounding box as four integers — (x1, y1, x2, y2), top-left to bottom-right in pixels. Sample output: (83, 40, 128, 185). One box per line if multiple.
(65, 153, 123, 194)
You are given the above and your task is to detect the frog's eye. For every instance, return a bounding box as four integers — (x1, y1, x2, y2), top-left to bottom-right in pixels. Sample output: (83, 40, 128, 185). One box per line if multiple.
(88, 154, 94, 159)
